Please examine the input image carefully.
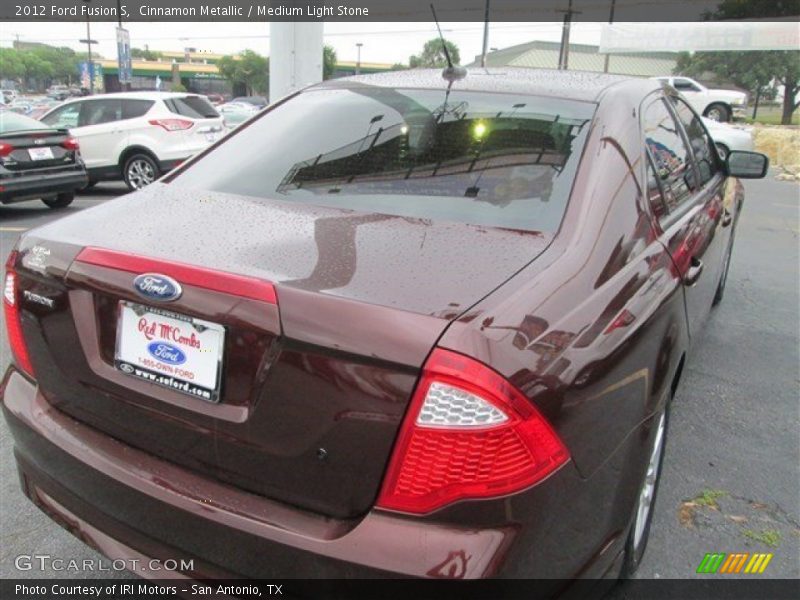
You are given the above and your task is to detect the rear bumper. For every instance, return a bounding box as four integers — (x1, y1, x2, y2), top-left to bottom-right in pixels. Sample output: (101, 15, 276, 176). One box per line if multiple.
(2, 370, 514, 580)
(0, 169, 87, 204)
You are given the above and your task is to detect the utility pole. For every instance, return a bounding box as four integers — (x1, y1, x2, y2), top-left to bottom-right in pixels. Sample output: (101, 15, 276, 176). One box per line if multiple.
(557, 0, 579, 70)
(480, 0, 491, 68)
(603, 0, 616, 73)
(79, 0, 97, 94)
(355, 43, 363, 75)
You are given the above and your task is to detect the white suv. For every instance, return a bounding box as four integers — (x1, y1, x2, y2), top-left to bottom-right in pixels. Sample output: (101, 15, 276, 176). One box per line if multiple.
(40, 92, 225, 190)
(655, 77, 747, 122)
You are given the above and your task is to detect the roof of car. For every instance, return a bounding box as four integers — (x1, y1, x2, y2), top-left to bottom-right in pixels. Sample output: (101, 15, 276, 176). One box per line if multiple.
(61, 91, 201, 102)
(316, 67, 646, 102)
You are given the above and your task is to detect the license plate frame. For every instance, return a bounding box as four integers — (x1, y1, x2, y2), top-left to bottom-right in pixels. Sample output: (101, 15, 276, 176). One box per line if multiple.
(114, 301, 225, 403)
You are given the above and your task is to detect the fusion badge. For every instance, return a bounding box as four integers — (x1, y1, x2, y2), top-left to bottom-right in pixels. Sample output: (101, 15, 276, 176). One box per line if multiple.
(133, 273, 182, 302)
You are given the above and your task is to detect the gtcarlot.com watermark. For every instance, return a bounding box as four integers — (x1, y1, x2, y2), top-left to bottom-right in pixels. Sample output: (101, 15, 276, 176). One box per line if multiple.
(15, 554, 193, 573)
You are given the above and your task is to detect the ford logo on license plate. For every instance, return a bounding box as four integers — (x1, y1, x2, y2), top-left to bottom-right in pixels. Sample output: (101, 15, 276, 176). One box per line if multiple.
(147, 342, 187, 365)
(133, 273, 182, 302)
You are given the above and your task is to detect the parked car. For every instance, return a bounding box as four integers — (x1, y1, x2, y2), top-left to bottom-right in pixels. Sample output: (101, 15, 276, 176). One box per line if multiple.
(2, 69, 768, 583)
(46, 85, 71, 101)
(655, 76, 747, 122)
(205, 93, 226, 106)
(0, 111, 87, 208)
(39, 92, 224, 190)
(2, 89, 18, 104)
(231, 95, 268, 109)
(702, 116, 754, 160)
(218, 100, 260, 128)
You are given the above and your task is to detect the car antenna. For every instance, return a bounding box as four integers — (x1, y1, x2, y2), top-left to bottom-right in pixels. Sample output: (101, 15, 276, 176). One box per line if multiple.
(430, 4, 467, 83)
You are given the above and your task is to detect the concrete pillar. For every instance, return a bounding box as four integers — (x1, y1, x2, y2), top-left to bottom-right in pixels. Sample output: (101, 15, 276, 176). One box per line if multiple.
(269, 22, 324, 103)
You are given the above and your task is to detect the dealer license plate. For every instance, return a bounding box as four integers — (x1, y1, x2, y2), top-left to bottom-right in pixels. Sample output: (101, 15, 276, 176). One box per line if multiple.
(28, 147, 54, 161)
(114, 301, 225, 403)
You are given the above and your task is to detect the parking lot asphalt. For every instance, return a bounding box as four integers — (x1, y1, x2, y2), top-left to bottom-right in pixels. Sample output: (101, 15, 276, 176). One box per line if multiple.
(0, 177, 798, 585)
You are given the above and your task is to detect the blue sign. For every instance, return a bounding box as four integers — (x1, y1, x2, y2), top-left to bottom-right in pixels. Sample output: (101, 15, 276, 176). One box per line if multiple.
(78, 61, 103, 92)
(117, 27, 132, 84)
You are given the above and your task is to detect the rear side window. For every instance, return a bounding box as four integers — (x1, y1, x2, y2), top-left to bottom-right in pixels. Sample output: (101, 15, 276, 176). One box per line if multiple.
(166, 96, 219, 119)
(669, 96, 719, 186)
(80, 99, 123, 126)
(172, 87, 595, 232)
(673, 78, 702, 92)
(643, 98, 696, 215)
(122, 99, 155, 119)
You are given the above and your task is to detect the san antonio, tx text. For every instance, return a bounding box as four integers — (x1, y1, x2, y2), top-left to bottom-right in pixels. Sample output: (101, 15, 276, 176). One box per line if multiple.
(16, 583, 282, 597)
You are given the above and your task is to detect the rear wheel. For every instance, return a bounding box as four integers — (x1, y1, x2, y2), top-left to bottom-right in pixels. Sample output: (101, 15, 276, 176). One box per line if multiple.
(123, 153, 160, 191)
(621, 407, 668, 577)
(704, 103, 731, 123)
(41, 192, 74, 209)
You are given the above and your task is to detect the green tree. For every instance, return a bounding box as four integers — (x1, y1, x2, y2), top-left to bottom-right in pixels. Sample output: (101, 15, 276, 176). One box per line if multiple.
(323, 45, 337, 80)
(0, 48, 25, 80)
(131, 48, 162, 61)
(217, 50, 268, 95)
(409, 38, 460, 68)
(676, 0, 800, 124)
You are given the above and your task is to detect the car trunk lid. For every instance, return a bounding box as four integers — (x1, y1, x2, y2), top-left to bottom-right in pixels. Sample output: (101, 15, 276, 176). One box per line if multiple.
(14, 184, 551, 518)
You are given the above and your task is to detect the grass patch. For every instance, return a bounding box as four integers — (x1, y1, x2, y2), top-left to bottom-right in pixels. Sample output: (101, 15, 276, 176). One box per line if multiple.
(692, 489, 728, 509)
(743, 528, 782, 547)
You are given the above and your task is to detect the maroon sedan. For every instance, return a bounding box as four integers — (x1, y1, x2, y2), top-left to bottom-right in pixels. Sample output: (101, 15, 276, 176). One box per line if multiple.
(2, 69, 768, 584)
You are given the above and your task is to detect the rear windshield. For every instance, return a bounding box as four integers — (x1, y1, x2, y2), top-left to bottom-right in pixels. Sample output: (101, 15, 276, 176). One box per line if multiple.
(166, 96, 219, 119)
(172, 86, 595, 232)
(0, 111, 50, 134)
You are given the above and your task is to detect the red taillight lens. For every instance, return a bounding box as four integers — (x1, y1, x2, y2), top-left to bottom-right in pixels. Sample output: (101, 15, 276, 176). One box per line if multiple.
(0, 142, 14, 157)
(148, 118, 194, 132)
(61, 137, 80, 151)
(377, 349, 569, 514)
(3, 252, 35, 378)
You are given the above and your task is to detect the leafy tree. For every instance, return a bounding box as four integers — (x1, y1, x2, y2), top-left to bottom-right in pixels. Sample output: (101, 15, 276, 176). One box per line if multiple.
(676, 0, 800, 124)
(131, 48, 162, 61)
(217, 50, 268, 95)
(390, 63, 408, 71)
(323, 45, 337, 80)
(409, 38, 460, 68)
(0, 48, 25, 80)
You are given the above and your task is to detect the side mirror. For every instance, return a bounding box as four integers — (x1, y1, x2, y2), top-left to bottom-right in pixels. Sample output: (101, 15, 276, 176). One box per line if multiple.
(726, 151, 769, 179)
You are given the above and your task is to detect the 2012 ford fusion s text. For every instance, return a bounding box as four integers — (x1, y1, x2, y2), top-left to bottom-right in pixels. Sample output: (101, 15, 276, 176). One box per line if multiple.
(1, 69, 768, 584)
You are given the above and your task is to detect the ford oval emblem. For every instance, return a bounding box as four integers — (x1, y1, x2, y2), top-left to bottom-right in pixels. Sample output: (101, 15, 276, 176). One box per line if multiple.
(133, 273, 182, 302)
(147, 342, 187, 365)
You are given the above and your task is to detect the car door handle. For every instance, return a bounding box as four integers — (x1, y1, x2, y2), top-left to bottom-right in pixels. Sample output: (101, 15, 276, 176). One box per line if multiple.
(721, 210, 733, 227)
(684, 257, 704, 286)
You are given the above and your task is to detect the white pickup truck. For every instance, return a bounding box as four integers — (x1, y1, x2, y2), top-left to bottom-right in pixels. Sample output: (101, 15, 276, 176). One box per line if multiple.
(656, 76, 747, 122)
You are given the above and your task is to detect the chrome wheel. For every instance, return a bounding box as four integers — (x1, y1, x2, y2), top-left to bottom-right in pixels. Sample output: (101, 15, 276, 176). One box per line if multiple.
(632, 412, 666, 551)
(126, 158, 156, 189)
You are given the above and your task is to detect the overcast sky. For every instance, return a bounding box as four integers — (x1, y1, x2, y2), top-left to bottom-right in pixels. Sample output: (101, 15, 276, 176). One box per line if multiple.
(3, 21, 606, 64)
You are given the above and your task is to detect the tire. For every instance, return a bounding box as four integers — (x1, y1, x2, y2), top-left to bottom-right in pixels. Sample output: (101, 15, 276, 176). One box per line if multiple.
(704, 103, 731, 123)
(123, 153, 160, 191)
(715, 143, 730, 162)
(620, 406, 669, 577)
(713, 228, 736, 306)
(41, 192, 74, 209)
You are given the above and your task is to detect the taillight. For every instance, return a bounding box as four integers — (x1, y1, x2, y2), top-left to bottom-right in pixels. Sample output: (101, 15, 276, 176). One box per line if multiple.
(0, 142, 14, 157)
(377, 349, 569, 514)
(148, 118, 194, 132)
(61, 137, 80, 151)
(3, 252, 35, 378)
